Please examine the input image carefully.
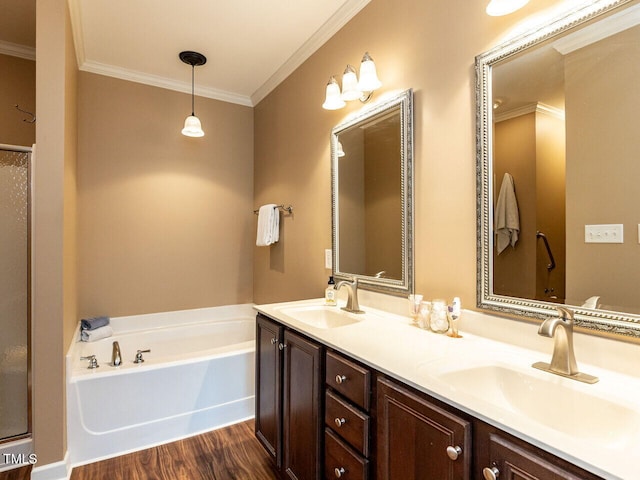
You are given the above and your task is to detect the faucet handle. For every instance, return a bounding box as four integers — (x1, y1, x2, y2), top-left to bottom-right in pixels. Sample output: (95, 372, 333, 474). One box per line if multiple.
(556, 306, 575, 323)
(80, 355, 99, 369)
(134, 349, 151, 364)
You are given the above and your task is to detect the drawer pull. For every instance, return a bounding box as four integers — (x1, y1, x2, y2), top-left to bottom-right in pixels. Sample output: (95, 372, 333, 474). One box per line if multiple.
(334, 417, 346, 428)
(483, 466, 500, 480)
(335, 374, 347, 384)
(446, 445, 463, 461)
(334, 467, 346, 478)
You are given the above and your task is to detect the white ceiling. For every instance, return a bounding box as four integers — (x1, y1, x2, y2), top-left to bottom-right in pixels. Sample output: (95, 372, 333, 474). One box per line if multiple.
(68, 0, 371, 106)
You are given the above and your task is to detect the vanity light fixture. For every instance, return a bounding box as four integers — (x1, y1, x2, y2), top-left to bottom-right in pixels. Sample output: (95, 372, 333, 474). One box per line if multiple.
(322, 52, 382, 110)
(180, 50, 206, 137)
(486, 0, 530, 16)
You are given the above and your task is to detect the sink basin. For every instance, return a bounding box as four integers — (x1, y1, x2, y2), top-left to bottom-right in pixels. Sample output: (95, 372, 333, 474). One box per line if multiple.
(433, 363, 639, 446)
(278, 305, 362, 329)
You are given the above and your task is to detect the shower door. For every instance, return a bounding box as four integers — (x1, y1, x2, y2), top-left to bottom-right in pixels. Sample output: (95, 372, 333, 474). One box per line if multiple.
(0, 146, 30, 441)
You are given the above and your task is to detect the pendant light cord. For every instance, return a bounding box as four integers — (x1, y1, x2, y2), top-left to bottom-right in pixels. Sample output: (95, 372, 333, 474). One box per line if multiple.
(191, 65, 195, 116)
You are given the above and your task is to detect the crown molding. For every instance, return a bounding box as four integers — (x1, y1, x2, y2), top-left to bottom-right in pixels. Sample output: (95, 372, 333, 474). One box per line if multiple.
(79, 60, 253, 106)
(552, 2, 640, 54)
(0, 41, 35, 61)
(250, 0, 372, 106)
(67, 0, 86, 69)
(494, 102, 565, 122)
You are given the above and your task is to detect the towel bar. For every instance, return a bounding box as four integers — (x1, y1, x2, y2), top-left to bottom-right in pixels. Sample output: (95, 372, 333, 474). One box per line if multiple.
(253, 204, 293, 215)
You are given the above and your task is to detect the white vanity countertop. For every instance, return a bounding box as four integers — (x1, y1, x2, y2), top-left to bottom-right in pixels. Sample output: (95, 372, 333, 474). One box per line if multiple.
(255, 298, 640, 480)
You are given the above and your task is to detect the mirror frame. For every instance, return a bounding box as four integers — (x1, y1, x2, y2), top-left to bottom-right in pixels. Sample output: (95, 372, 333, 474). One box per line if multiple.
(331, 89, 414, 296)
(476, 0, 640, 338)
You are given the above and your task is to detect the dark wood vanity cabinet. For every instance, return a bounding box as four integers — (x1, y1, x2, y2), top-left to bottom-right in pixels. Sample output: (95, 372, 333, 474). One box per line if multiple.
(256, 315, 604, 480)
(474, 425, 603, 480)
(255, 314, 324, 480)
(377, 377, 471, 480)
(324, 350, 372, 480)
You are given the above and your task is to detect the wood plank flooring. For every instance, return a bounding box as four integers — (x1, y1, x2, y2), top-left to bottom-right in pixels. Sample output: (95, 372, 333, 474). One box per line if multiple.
(71, 420, 278, 480)
(1, 420, 278, 480)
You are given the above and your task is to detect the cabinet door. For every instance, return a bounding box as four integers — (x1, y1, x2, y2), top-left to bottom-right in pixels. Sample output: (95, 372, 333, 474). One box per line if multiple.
(483, 434, 597, 480)
(283, 329, 323, 480)
(377, 377, 471, 480)
(255, 315, 284, 467)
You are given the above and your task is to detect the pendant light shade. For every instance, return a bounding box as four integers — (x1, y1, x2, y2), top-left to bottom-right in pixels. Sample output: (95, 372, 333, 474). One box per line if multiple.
(322, 76, 346, 110)
(179, 51, 206, 137)
(182, 115, 204, 137)
(357, 52, 382, 92)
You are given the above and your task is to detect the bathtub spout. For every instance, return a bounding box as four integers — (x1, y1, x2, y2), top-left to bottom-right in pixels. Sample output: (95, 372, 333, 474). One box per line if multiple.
(111, 341, 122, 367)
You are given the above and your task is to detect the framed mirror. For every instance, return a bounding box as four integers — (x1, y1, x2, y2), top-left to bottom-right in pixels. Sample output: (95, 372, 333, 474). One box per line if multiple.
(476, 0, 640, 337)
(332, 89, 414, 296)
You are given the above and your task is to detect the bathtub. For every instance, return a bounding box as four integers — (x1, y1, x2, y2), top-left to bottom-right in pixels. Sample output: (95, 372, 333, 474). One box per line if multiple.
(66, 304, 256, 466)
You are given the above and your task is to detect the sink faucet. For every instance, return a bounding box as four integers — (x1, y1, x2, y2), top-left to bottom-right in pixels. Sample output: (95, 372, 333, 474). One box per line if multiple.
(334, 278, 365, 314)
(532, 307, 598, 384)
(111, 341, 122, 367)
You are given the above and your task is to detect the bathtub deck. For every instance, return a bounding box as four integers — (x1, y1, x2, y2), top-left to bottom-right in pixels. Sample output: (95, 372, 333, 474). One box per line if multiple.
(69, 420, 278, 480)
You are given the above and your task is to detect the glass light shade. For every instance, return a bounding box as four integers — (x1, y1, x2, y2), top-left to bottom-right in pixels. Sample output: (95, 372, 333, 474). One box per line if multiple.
(182, 115, 205, 137)
(322, 77, 346, 110)
(357, 53, 382, 92)
(336, 141, 345, 157)
(486, 0, 529, 16)
(341, 65, 361, 101)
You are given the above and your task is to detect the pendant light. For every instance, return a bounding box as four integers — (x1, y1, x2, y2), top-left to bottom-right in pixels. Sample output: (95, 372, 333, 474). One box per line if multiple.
(180, 51, 206, 137)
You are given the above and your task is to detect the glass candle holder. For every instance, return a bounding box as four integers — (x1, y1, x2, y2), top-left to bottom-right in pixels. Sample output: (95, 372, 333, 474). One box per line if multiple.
(429, 300, 449, 334)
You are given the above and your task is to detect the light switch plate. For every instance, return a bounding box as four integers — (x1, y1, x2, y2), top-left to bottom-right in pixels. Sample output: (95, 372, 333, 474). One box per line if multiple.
(325, 249, 332, 269)
(584, 224, 624, 244)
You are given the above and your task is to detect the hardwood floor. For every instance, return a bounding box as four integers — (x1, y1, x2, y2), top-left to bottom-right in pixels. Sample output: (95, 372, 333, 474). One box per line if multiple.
(71, 420, 278, 480)
(1, 420, 278, 480)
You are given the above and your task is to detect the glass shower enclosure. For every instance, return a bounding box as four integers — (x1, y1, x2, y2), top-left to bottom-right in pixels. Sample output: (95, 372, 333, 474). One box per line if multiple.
(0, 145, 30, 443)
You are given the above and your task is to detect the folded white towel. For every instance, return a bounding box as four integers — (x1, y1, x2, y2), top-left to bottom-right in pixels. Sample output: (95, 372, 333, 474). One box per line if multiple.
(80, 325, 113, 342)
(495, 172, 520, 255)
(256, 204, 280, 246)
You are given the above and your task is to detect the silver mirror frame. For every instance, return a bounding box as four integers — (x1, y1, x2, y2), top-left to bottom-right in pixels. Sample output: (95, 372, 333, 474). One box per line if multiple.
(476, 0, 640, 338)
(331, 89, 414, 296)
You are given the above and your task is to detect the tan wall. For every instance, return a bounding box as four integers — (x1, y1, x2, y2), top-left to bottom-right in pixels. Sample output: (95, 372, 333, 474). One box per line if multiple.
(253, 0, 569, 305)
(33, 0, 77, 466)
(77, 73, 254, 318)
(565, 26, 640, 311)
(493, 114, 537, 298)
(0, 54, 35, 147)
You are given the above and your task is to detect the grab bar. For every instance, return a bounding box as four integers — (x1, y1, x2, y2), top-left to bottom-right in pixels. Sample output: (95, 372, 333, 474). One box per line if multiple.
(536, 231, 556, 272)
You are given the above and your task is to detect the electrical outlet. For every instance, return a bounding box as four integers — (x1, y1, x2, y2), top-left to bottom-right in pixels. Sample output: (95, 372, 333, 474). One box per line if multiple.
(584, 224, 623, 244)
(324, 249, 332, 269)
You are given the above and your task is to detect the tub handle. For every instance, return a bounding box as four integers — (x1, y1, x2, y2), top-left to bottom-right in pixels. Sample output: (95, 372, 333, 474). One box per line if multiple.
(134, 349, 151, 364)
(80, 355, 99, 369)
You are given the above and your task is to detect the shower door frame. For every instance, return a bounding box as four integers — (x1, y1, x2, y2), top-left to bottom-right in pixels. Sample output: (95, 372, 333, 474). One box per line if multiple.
(0, 143, 32, 446)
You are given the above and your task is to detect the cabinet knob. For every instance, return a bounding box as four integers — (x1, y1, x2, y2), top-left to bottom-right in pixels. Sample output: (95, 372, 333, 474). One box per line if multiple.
(270, 337, 277, 345)
(334, 467, 346, 478)
(483, 466, 500, 480)
(446, 445, 463, 461)
(335, 374, 347, 384)
(334, 417, 346, 428)
(278, 343, 287, 350)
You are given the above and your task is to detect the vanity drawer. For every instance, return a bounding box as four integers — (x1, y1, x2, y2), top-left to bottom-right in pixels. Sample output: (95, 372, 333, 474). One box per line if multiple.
(325, 428, 368, 480)
(326, 351, 371, 411)
(325, 390, 370, 456)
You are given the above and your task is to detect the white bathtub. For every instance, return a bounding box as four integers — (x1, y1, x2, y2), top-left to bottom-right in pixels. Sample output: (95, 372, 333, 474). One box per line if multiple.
(66, 304, 256, 466)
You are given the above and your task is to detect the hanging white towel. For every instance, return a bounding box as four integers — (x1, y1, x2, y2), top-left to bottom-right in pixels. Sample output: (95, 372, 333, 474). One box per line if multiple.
(495, 172, 520, 254)
(256, 204, 280, 246)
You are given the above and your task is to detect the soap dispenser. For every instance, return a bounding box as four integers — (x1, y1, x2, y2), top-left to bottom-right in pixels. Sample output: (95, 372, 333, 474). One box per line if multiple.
(325, 276, 337, 306)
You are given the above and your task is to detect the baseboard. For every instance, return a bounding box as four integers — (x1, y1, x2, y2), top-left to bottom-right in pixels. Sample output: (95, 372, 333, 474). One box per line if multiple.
(30, 451, 71, 480)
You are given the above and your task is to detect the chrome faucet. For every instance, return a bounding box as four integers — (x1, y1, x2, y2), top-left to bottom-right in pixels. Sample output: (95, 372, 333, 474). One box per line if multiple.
(334, 278, 365, 314)
(111, 341, 122, 367)
(532, 307, 598, 384)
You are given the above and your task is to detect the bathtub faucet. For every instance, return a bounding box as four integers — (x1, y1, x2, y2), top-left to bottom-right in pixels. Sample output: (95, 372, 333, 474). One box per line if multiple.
(111, 341, 122, 367)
